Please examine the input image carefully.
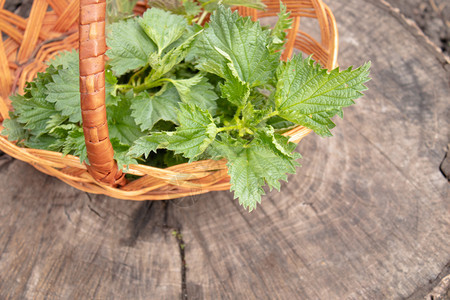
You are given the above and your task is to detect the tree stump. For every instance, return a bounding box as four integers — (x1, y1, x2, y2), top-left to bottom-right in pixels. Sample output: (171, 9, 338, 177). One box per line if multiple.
(0, 0, 449, 298)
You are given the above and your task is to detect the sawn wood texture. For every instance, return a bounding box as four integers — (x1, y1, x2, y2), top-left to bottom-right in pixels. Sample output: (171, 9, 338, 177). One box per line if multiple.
(0, 0, 448, 298)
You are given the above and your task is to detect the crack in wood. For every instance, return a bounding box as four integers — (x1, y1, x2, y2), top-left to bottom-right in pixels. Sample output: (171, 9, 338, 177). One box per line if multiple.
(172, 227, 188, 300)
(87, 204, 104, 219)
(439, 146, 450, 181)
(84, 193, 105, 220)
(163, 200, 169, 229)
(406, 261, 450, 299)
(63, 206, 73, 224)
(426, 274, 450, 300)
(120, 201, 155, 247)
(164, 201, 188, 300)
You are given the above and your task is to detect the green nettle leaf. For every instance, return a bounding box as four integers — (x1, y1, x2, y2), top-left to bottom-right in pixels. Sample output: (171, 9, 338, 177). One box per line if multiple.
(220, 65, 251, 107)
(241, 102, 272, 128)
(211, 134, 299, 211)
(45, 114, 68, 132)
(131, 86, 180, 131)
(275, 56, 371, 136)
(182, 1, 202, 17)
(47, 49, 80, 73)
(46, 68, 81, 123)
(1, 117, 27, 142)
(7, 67, 61, 138)
(148, 30, 201, 81)
(194, 6, 280, 87)
(107, 92, 144, 145)
(106, 18, 157, 76)
(13, 91, 57, 137)
(142, 103, 217, 160)
(266, 115, 295, 130)
(110, 138, 138, 170)
(47, 49, 79, 71)
(168, 73, 203, 101)
(63, 128, 88, 163)
(167, 23, 204, 51)
(47, 53, 118, 121)
(256, 126, 301, 161)
(49, 123, 78, 139)
(25, 135, 60, 150)
(47, 137, 67, 152)
(46, 124, 79, 152)
(128, 135, 160, 159)
(46, 49, 80, 74)
(182, 77, 218, 115)
(139, 8, 187, 55)
(269, 2, 293, 53)
(105, 69, 120, 106)
(199, 0, 265, 12)
(45, 51, 82, 123)
(48, 52, 119, 109)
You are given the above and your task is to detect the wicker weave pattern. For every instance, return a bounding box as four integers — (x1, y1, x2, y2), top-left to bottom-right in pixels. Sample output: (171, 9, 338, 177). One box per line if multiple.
(0, 0, 338, 200)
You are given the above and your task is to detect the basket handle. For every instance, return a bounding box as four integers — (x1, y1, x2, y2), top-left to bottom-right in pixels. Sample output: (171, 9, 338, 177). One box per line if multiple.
(79, 0, 125, 186)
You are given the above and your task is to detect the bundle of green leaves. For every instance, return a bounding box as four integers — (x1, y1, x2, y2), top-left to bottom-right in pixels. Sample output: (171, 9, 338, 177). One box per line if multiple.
(2, 3, 370, 211)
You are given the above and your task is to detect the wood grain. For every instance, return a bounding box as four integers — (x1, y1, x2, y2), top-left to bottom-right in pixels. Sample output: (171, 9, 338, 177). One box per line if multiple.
(0, 159, 181, 299)
(0, 0, 449, 299)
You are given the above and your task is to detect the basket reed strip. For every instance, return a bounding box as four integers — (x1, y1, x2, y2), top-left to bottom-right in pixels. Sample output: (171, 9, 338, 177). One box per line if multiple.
(53, 0, 79, 32)
(47, 0, 70, 16)
(17, 0, 48, 63)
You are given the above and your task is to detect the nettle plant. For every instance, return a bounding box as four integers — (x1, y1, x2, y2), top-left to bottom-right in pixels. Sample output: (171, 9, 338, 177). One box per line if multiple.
(3, 2, 370, 211)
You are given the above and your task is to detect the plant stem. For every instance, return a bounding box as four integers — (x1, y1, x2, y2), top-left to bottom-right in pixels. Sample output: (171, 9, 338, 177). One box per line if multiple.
(259, 110, 279, 123)
(217, 125, 240, 132)
(129, 65, 148, 85)
(233, 106, 242, 123)
(116, 84, 134, 90)
(133, 78, 169, 93)
(144, 68, 156, 82)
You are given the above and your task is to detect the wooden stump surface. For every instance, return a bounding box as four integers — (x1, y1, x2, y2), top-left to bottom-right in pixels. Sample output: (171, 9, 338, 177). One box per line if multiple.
(0, 0, 449, 299)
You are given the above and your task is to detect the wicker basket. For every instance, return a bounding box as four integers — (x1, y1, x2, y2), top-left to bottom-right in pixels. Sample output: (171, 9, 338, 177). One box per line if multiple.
(0, 0, 338, 200)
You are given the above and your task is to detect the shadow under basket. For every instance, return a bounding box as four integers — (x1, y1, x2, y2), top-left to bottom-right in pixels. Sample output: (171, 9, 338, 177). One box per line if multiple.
(0, 0, 338, 200)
